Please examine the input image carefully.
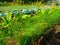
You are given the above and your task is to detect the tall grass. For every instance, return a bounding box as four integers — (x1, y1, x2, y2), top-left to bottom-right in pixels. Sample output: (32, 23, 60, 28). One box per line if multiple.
(0, 6, 60, 45)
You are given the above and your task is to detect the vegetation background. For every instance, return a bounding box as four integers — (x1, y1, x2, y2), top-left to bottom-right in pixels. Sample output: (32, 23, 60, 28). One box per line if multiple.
(0, 0, 60, 6)
(0, 0, 60, 45)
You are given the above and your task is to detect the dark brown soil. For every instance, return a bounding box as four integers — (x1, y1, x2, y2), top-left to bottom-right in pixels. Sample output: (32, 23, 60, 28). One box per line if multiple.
(31, 25, 60, 45)
(40, 25, 60, 45)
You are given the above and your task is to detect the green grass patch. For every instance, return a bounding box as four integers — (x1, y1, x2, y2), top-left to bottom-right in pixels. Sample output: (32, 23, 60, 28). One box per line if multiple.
(0, 6, 60, 45)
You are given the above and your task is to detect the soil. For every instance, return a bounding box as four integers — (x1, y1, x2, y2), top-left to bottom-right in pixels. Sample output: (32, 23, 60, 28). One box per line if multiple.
(40, 25, 60, 45)
(32, 24, 60, 45)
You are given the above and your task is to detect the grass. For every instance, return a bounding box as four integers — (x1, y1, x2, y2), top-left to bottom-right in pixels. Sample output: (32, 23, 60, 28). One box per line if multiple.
(0, 5, 38, 11)
(0, 6, 60, 45)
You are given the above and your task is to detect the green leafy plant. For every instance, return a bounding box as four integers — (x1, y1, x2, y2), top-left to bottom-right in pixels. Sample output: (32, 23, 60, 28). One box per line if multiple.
(0, 6, 60, 45)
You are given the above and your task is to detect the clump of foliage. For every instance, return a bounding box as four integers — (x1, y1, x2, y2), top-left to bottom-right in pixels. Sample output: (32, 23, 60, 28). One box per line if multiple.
(0, 6, 60, 45)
